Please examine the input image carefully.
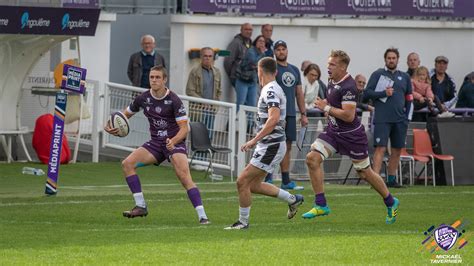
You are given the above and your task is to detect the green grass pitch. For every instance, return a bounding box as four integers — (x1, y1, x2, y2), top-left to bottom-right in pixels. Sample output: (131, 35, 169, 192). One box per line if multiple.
(0, 162, 472, 264)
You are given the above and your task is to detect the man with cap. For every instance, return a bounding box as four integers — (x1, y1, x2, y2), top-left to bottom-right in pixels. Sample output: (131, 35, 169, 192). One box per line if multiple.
(431, 56, 457, 109)
(264, 40, 307, 190)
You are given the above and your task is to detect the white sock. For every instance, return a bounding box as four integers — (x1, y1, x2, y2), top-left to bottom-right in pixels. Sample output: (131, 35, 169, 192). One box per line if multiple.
(277, 189, 296, 204)
(195, 205, 207, 220)
(133, 192, 146, 208)
(239, 206, 251, 225)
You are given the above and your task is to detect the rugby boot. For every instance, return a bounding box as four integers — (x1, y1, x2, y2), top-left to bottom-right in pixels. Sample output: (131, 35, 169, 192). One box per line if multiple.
(123, 206, 148, 218)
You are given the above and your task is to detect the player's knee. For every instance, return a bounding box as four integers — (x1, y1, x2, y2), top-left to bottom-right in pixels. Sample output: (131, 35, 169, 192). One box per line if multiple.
(121, 158, 134, 172)
(236, 177, 246, 189)
(306, 152, 322, 168)
(353, 158, 371, 179)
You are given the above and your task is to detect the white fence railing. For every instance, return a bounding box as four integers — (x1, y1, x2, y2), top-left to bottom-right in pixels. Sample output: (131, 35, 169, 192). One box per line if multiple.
(103, 82, 236, 175)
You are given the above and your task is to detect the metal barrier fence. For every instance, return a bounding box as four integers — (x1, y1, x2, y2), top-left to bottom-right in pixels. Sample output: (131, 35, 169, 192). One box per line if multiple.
(103, 82, 236, 175)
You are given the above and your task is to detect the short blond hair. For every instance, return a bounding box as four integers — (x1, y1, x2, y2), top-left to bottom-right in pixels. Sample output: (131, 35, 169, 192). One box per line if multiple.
(330, 50, 350, 66)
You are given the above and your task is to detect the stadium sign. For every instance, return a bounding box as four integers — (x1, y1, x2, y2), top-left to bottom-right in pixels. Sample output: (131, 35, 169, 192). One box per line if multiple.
(45, 64, 87, 195)
(0, 6, 100, 35)
(61, 64, 87, 94)
(189, 0, 473, 17)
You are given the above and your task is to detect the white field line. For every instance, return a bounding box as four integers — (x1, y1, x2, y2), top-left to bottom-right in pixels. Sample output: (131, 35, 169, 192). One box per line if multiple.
(71, 223, 421, 235)
(60, 182, 236, 189)
(0, 219, 421, 235)
(0, 190, 472, 207)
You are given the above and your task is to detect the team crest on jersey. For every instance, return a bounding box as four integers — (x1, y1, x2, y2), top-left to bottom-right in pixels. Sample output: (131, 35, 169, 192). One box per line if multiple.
(267, 90, 275, 99)
(282, 72, 296, 87)
(155, 106, 162, 113)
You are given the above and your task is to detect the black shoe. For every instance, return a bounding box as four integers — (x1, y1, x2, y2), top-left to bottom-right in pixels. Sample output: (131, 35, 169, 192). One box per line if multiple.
(387, 181, 405, 188)
(123, 206, 148, 218)
(224, 221, 249, 230)
(199, 218, 211, 225)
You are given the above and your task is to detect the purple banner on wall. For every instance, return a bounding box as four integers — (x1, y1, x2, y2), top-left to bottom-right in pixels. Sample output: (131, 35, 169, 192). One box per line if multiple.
(189, 0, 474, 18)
(0, 6, 100, 35)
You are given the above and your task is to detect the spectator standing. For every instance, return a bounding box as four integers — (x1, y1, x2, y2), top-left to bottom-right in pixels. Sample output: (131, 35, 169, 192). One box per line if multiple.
(302, 63, 327, 109)
(406, 52, 420, 78)
(456, 72, 474, 108)
(261, 24, 274, 57)
(364, 47, 413, 188)
(431, 56, 457, 109)
(186, 47, 222, 135)
(235, 35, 266, 111)
(224, 23, 253, 89)
(127, 34, 166, 88)
(265, 40, 307, 190)
(354, 74, 374, 112)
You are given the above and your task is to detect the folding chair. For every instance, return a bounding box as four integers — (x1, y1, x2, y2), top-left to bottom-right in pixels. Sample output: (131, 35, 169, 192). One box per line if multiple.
(189, 122, 233, 181)
(412, 129, 455, 187)
(400, 148, 430, 186)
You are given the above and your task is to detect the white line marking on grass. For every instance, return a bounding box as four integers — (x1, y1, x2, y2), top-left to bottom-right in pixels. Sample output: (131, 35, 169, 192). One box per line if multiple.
(61, 182, 236, 190)
(0, 196, 240, 207)
(67, 222, 421, 235)
(1, 191, 472, 207)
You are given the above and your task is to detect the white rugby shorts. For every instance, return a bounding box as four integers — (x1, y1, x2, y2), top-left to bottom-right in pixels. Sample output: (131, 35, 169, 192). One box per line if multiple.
(250, 141, 286, 173)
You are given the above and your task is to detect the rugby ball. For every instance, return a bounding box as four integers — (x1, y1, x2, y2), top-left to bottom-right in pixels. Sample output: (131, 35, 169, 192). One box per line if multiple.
(110, 111, 130, 137)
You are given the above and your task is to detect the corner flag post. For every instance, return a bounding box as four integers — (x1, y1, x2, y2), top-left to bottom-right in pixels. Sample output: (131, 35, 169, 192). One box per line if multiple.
(45, 64, 87, 195)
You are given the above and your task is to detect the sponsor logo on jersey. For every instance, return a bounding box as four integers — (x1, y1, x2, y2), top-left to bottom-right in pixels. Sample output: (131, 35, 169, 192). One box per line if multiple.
(153, 119, 168, 129)
(342, 91, 356, 101)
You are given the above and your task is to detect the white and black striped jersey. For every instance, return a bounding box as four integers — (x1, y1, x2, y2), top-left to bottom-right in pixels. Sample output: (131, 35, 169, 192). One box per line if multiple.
(256, 80, 287, 144)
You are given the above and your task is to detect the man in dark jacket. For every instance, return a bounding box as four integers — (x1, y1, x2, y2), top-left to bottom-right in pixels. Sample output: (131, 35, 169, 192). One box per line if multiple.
(127, 34, 166, 88)
(223, 23, 253, 87)
(431, 56, 456, 109)
(456, 72, 474, 108)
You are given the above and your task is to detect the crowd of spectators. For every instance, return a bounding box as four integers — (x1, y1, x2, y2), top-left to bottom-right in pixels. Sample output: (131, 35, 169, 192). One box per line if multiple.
(126, 26, 473, 188)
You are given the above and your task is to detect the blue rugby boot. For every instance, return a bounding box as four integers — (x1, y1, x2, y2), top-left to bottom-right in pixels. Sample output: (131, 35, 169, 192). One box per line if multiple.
(302, 204, 331, 219)
(386, 197, 399, 224)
